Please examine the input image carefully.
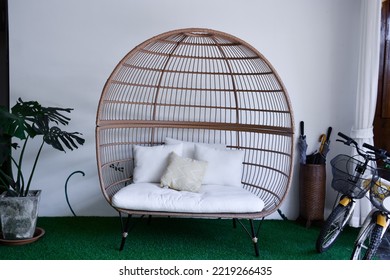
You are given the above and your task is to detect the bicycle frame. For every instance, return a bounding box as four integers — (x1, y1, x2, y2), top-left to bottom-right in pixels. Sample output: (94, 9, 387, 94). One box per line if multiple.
(358, 209, 390, 239)
(337, 196, 357, 227)
(316, 132, 380, 254)
(351, 209, 390, 260)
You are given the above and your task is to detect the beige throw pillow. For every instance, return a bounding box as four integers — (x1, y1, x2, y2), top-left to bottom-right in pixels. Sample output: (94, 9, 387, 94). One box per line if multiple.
(160, 152, 208, 192)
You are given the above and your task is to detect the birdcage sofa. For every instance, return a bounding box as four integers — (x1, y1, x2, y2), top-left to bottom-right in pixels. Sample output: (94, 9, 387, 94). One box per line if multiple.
(96, 28, 295, 257)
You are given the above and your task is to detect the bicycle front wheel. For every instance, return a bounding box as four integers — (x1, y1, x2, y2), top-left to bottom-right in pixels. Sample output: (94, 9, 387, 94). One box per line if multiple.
(316, 203, 352, 253)
(351, 220, 383, 260)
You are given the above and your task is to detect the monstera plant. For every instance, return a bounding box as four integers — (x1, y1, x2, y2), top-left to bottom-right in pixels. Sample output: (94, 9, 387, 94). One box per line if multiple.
(0, 98, 85, 197)
(0, 98, 85, 240)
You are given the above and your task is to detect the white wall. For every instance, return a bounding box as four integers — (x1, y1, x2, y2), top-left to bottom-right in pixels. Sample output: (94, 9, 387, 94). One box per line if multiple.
(8, 0, 362, 218)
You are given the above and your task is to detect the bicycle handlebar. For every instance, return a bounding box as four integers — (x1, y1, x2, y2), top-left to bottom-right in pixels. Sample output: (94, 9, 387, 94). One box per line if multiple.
(362, 142, 390, 159)
(337, 132, 358, 147)
(336, 132, 390, 162)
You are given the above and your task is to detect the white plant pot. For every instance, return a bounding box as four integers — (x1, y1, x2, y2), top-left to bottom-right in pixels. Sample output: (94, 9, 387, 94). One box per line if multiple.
(0, 190, 41, 240)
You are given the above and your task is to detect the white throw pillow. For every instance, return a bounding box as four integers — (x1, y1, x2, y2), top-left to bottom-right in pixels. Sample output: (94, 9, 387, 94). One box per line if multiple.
(165, 137, 225, 158)
(132, 144, 183, 183)
(160, 152, 208, 192)
(194, 144, 245, 187)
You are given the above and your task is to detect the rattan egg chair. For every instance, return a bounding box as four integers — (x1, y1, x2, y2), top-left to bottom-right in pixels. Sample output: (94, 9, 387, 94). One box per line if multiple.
(96, 28, 295, 257)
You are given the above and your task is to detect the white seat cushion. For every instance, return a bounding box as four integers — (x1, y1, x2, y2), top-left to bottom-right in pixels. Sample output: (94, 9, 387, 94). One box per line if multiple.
(111, 183, 264, 213)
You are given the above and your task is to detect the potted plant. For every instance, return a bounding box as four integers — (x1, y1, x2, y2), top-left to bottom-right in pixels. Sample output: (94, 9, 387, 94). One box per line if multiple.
(0, 98, 84, 240)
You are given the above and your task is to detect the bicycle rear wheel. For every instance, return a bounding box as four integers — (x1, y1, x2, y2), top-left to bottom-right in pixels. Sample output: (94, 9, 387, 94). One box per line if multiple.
(351, 220, 383, 260)
(316, 203, 352, 253)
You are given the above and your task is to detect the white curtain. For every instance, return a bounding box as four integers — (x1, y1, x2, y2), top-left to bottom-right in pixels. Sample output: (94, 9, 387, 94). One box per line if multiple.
(349, 0, 382, 227)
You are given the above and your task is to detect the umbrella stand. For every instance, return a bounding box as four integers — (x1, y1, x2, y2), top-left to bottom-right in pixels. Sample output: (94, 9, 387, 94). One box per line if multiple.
(297, 125, 331, 227)
(298, 163, 326, 228)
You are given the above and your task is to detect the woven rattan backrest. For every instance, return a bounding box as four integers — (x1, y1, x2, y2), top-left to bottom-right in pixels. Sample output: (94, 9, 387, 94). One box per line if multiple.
(96, 28, 295, 216)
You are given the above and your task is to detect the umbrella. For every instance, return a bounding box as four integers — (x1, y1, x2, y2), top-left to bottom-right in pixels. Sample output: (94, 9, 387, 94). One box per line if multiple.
(320, 126, 332, 163)
(298, 121, 308, 164)
(314, 127, 332, 164)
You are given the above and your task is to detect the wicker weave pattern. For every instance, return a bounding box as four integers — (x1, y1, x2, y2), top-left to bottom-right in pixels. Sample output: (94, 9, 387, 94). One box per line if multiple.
(96, 28, 294, 218)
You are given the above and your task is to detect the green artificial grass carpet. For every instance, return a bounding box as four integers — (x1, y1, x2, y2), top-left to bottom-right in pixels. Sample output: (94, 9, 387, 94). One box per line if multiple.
(0, 217, 360, 260)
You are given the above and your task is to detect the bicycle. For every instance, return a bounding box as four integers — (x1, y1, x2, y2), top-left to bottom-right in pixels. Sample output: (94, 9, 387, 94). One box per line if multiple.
(350, 143, 390, 260)
(316, 132, 379, 253)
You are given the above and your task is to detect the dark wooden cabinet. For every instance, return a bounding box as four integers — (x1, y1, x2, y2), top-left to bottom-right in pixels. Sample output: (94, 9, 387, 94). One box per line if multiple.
(374, 0, 390, 152)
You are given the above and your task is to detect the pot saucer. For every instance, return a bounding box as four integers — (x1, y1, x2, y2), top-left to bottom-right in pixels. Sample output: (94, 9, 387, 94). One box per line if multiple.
(0, 227, 45, 246)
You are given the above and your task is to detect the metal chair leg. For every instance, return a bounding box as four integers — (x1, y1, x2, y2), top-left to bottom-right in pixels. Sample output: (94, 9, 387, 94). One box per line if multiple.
(249, 219, 259, 257)
(119, 214, 132, 251)
(234, 218, 262, 257)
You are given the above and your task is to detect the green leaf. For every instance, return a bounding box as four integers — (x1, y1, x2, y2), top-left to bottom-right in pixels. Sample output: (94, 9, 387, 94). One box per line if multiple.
(43, 127, 85, 152)
(0, 101, 38, 140)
